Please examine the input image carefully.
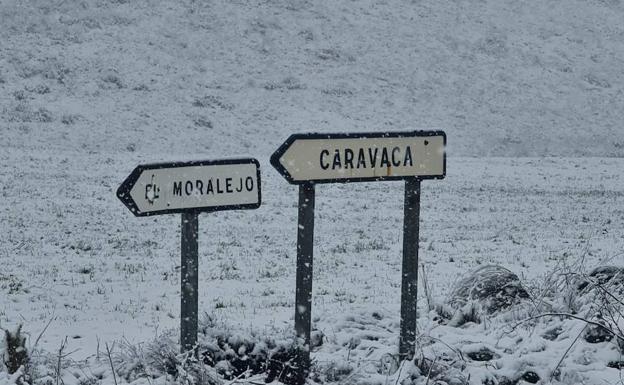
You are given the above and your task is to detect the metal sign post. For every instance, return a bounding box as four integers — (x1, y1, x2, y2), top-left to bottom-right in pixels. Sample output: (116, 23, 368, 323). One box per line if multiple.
(400, 178, 420, 359)
(295, 183, 315, 373)
(118, 158, 261, 354)
(180, 211, 199, 352)
(271, 131, 445, 379)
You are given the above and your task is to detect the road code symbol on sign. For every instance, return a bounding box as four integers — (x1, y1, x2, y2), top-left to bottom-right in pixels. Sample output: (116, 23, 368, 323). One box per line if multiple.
(270, 131, 446, 184)
(117, 158, 261, 216)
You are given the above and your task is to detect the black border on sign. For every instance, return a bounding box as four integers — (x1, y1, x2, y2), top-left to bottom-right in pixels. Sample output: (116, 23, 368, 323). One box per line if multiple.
(117, 158, 262, 217)
(270, 131, 446, 185)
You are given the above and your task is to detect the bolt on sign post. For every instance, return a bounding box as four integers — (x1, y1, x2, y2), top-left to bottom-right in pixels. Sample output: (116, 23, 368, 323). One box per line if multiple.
(271, 131, 445, 379)
(117, 158, 261, 354)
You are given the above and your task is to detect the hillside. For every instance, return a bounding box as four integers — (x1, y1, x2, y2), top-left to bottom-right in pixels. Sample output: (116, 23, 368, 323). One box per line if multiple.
(1, 0, 624, 158)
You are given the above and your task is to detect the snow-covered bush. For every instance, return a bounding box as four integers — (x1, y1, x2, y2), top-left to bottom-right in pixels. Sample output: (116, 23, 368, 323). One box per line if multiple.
(115, 332, 180, 381)
(115, 332, 221, 385)
(115, 316, 308, 384)
(1, 325, 30, 385)
(2, 325, 28, 374)
(198, 316, 307, 384)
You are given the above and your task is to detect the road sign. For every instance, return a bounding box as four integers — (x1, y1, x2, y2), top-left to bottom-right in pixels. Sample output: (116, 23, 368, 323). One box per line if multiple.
(270, 131, 445, 184)
(271, 131, 446, 383)
(117, 157, 261, 355)
(117, 158, 261, 216)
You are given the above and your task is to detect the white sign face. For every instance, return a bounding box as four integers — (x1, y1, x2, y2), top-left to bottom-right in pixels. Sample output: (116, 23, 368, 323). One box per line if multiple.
(271, 132, 445, 184)
(118, 159, 261, 216)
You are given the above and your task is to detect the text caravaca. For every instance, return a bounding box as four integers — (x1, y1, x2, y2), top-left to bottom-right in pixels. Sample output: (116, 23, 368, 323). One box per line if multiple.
(271, 132, 446, 184)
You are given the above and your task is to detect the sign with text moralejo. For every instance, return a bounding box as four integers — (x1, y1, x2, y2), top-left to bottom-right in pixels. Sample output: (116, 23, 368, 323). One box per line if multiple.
(117, 157, 261, 355)
(117, 159, 261, 216)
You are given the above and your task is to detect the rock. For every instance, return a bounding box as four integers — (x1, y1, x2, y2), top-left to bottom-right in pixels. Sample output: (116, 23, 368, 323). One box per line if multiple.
(584, 324, 614, 344)
(466, 347, 497, 361)
(608, 361, 624, 369)
(448, 265, 530, 314)
(578, 266, 624, 294)
(310, 330, 324, 349)
(484, 371, 539, 384)
(521, 371, 540, 384)
(379, 353, 399, 375)
(483, 376, 515, 385)
(542, 326, 563, 341)
(576, 266, 624, 347)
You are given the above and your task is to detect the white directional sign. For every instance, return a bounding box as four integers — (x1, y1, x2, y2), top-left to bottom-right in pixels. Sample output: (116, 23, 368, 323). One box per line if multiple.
(117, 158, 261, 216)
(270, 131, 446, 184)
(270, 130, 447, 374)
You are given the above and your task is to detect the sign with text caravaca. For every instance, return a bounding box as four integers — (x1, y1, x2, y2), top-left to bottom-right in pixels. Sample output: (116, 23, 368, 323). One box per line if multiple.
(270, 130, 447, 380)
(270, 131, 446, 184)
(117, 158, 261, 216)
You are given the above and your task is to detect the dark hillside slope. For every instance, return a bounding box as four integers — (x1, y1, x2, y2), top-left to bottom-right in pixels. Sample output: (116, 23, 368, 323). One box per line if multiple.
(1, 0, 623, 157)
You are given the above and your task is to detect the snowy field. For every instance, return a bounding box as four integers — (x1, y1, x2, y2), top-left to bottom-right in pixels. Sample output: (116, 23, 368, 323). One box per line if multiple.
(1, 0, 624, 384)
(1, 155, 623, 384)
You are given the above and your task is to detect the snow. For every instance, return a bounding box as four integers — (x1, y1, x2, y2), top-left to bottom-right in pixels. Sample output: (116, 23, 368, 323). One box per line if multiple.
(1, 0, 624, 384)
(1, 155, 622, 383)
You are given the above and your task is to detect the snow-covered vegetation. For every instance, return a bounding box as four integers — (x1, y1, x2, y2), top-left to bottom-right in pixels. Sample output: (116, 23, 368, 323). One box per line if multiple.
(1, 0, 623, 384)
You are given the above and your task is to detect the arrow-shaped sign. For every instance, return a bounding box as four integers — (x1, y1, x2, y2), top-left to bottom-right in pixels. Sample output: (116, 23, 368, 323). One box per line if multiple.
(270, 131, 446, 184)
(117, 158, 261, 216)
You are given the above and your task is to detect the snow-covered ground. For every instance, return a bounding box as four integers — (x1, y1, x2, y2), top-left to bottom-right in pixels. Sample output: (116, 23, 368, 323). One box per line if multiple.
(1, 0, 623, 384)
(1, 155, 623, 384)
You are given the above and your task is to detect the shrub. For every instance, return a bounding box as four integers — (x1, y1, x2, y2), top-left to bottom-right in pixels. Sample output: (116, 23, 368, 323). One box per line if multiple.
(2, 324, 30, 384)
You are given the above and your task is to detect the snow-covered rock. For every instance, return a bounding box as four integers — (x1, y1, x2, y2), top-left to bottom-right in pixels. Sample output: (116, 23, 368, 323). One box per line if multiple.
(578, 265, 624, 295)
(448, 265, 530, 315)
